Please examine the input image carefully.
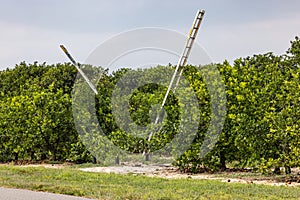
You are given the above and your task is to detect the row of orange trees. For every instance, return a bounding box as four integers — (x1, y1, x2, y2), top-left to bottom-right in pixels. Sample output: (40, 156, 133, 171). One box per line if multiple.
(0, 37, 299, 173)
(0, 63, 92, 163)
(176, 37, 300, 173)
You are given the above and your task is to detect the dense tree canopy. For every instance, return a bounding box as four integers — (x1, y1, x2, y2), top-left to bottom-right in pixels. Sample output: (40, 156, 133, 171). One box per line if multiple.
(0, 37, 299, 174)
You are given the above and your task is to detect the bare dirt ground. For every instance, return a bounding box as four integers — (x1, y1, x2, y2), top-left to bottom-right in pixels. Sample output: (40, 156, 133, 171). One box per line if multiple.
(79, 162, 300, 187)
(6, 162, 300, 187)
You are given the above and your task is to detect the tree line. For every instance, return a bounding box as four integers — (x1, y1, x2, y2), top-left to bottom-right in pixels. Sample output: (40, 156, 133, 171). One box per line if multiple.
(0, 37, 299, 174)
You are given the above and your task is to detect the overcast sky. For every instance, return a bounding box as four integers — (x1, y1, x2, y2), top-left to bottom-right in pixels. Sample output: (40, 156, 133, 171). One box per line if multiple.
(0, 0, 299, 70)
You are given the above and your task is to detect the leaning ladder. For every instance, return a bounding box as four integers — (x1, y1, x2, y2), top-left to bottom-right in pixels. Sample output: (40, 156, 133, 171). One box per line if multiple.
(144, 10, 205, 155)
(60, 45, 99, 95)
(59, 10, 205, 158)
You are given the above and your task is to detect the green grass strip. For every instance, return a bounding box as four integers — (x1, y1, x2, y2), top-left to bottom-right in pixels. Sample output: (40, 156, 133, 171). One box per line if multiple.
(0, 165, 299, 200)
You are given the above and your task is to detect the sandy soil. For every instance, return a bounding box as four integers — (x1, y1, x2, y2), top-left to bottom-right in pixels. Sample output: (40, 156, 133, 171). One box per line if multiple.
(79, 163, 300, 187)
(6, 162, 299, 187)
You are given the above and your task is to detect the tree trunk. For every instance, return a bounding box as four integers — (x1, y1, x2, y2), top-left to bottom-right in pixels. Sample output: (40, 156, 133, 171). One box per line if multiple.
(14, 153, 18, 161)
(219, 150, 226, 171)
(273, 167, 281, 175)
(41, 153, 47, 160)
(145, 153, 150, 161)
(115, 156, 120, 165)
(92, 156, 97, 164)
(285, 166, 291, 174)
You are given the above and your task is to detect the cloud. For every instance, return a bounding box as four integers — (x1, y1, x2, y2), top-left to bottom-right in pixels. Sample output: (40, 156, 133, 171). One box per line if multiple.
(0, 1, 150, 34)
(200, 12, 300, 63)
(0, 1, 300, 69)
(0, 20, 112, 69)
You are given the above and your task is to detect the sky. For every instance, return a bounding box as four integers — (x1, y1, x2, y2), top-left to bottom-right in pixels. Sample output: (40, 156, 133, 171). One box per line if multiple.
(0, 0, 300, 70)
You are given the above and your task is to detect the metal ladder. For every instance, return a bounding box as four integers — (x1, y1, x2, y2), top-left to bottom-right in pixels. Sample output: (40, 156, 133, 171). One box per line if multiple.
(174, 9, 205, 90)
(60, 45, 99, 95)
(60, 10, 206, 159)
(144, 9, 205, 156)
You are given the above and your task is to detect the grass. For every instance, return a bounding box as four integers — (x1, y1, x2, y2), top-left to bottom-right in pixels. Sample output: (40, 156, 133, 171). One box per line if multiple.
(0, 165, 299, 200)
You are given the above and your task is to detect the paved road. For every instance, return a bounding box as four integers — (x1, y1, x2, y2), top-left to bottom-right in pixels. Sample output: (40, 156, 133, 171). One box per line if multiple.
(0, 187, 95, 200)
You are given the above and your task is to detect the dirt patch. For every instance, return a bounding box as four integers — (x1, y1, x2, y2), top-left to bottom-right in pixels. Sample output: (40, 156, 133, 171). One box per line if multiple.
(80, 163, 300, 187)
(4, 162, 300, 187)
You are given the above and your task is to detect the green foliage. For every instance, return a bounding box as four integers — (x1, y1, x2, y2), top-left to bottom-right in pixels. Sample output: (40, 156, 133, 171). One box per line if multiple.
(0, 36, 299, 174)
(96, 67, 181, 154)
(0, 62, 89, 163)
(174, 37, 300, 173)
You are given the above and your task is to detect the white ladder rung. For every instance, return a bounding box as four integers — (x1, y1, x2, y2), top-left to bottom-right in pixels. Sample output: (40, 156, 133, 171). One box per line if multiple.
(144, 9, 205, 154)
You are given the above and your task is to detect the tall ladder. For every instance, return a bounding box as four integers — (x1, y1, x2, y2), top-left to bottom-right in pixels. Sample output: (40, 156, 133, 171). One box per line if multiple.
(144, 10, 205, 156)
(60, 45, 99, 95)
(174, 10, 205, 90)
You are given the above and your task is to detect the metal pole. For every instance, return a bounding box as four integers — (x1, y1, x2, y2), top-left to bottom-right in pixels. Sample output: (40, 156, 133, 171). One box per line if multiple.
(60, 45, 99, 95)
(144, 10, 205, 156)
